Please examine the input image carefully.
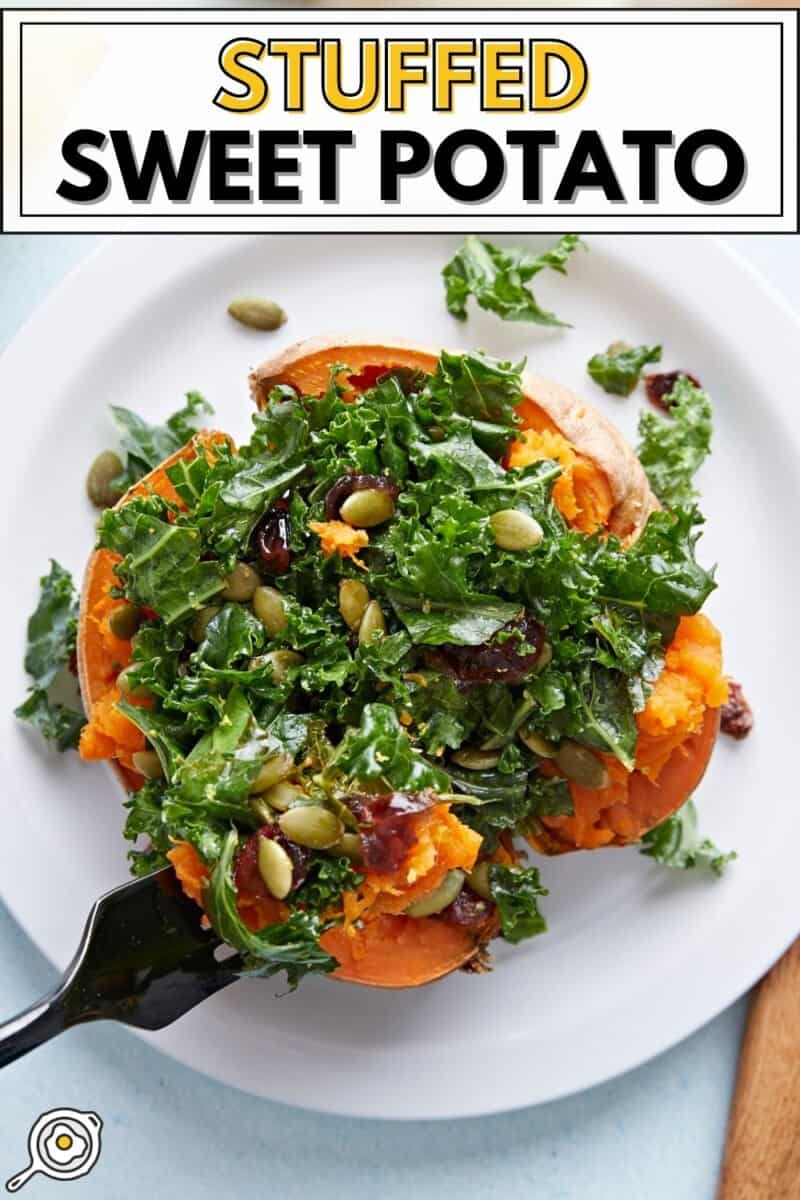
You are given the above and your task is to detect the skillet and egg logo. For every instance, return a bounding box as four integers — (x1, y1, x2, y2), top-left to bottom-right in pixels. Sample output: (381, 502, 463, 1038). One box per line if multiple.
(5, 1108, 102, 1191)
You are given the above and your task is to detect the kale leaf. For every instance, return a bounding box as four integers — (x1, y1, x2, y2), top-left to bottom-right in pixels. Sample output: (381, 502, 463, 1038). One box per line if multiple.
(640, 800, 735, 875)
(97, 496, 225, 623)
(111, 391, 213, 489)
(15, 561, 83, 751)
(442, 234, 584, 326)
(637, 375, 712, 508)
(425, 351, 523, 427)
(587, 342, 662, 397)
(123, 779, 172, 876)
(597, 508, 716, 616)
(489, 864, 549, 942)
(332, 703, 449, 793)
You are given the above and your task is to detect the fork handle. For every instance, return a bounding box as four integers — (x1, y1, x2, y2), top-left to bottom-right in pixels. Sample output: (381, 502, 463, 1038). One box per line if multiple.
(0, 989, 68, 1068)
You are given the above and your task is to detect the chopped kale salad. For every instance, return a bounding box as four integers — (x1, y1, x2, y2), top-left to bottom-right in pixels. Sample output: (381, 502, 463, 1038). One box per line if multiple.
(15, 250, 735, 991)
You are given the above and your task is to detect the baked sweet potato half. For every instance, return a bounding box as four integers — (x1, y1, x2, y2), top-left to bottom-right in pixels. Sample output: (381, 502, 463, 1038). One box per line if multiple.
(76, 337, 725, 989)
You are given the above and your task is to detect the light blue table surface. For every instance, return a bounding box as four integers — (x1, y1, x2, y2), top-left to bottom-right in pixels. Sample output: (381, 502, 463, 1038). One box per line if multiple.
(0, 234, 797, 1200)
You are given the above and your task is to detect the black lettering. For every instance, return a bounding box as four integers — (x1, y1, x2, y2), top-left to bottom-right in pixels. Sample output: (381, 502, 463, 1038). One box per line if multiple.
(380, 131, 431, 201)
(110, 130, 205, 202)
(554, 131, 624, 202)
(257, 132, 301, 202)
(506, 131, 557, 202)
(56, 129, 109, 203)
(208, 132, 252, 201)
(674, 130, 746, 203)
(623, 131, 673, 202)
(434, 130, 505, 202)
(302, 131, 354, 202)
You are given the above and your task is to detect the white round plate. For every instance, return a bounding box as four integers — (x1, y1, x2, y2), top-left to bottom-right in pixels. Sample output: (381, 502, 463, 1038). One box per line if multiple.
(1, 235, 798, 1119)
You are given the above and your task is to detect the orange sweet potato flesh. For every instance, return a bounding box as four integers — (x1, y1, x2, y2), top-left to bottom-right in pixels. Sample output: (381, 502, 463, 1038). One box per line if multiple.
(168, 838, 497, 988)
(78, 432, 229, 790)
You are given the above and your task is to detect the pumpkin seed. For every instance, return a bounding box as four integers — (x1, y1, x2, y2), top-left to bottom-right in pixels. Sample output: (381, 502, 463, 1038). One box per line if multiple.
(249, 795, 276, 825)
(334, 832, 363, 863)
(358, 600, 386, 646)
(108, 602, 142, 641)
(222, 561, 260, 602)
(253, 585, 288, 636)
(251, 649, 304, 682)
(451, 747, 501, 771)
(466, 861, 492, 901)
(261, 781, 306, 812)
(228, 297, 287, 332)
(250, 753, 294, 794)
(489, 509, 544, 552)
(555, 741, 609, 790)
(117, 667, 150, 701)
(190, 605, 221, 643)
(519, 728, 558, 758)
(86, 450, 124, 509)
(535, 641, 553, 672)
(131, 749, 163, 780)
(405, 869, 465, 918)
(257, 837, 294, 899)
(279, 805, 343, 850)
(339, 488, 395, 528)
(338, 579, 370, 630)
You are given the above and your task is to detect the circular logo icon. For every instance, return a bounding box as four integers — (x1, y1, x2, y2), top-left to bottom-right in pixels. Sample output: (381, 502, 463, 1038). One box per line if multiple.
(5, 1108, 102, 1192)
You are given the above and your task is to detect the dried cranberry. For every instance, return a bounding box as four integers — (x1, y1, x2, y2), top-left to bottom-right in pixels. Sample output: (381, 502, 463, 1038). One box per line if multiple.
(253, 509, 291, 575)
(324, 474, 400, 521)
(346, 365, 386, 392)
(720, 680, 753, 740)
(345, 791, 437, 874)
(644, 370, 702, 411)
(442, 885, 494, 930)
(235, 825, 309, 900)
(428, 615, 546, 687)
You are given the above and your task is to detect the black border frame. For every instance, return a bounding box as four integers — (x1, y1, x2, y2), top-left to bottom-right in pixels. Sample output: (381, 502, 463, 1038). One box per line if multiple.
(2, 7, 798, 233)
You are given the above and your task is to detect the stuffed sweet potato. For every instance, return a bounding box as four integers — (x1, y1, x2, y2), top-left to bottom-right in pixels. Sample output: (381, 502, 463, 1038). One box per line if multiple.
(75, 338, 725, 989)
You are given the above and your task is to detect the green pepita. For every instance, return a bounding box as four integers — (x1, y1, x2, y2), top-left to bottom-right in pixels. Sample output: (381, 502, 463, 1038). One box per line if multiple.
(249, 795, 276, 825)
(190, 605, 221, 643)
(257, 837, 294, 900)
(338, 579, 370, 631)
(405, 869, 465, 918)
(86, 450, 125, 509)
(131, 749, 163, 780)
(334, 832, 363, 863)
(466, 861, 492, 901)
(339, 488, 395, 528)
(555, 741, 609, 790)
(253, 585, 288, 636)
(261, 781, 306, 812)
(117, 667, 151, 702)
(358, 600, 386, 646)
(489, 509, 544, 552)
(108, 602, 143, 641)
(250, 753, 294, 794)
(251, 649, 304, 682)
(519, 729, 558, 758)
(228, 298, 287, 332)
(222, 561, 260, 602)
(278, 805, 343, 850)
(451, 747, 501, 771)
(535, 641, 553, 672)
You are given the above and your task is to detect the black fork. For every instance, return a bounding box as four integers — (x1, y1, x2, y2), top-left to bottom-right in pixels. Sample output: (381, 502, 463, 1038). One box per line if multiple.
(0, 868, 239, 1067)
